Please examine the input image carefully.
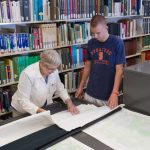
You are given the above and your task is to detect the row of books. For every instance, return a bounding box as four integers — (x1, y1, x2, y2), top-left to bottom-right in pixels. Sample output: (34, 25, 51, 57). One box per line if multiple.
(56, 22, 91, 46)
(0, 0, 144, 23)
(32, 22, 90, 46)
(49, 0, 143, 20)
(103, 0, 143, 17)
(0, 22, 91, 54)
(143, 18, 150, 35)
(108, 18, 143, 38)
(0, 0, 50, 23)
(29, 23, 57, 49)
(60, 70, 84, 93)
(0, 33, 29, 53)
(58, 46, 86, 70)
(143, 0, 150, 17)
(0, 55, 39, 85)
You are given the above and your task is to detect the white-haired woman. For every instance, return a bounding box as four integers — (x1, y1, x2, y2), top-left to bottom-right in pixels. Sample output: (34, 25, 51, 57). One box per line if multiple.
(11, 50, 79, 115)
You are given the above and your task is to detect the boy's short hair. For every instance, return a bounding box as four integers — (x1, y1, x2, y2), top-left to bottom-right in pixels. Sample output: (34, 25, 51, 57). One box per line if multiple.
(90, 15, 107, 27)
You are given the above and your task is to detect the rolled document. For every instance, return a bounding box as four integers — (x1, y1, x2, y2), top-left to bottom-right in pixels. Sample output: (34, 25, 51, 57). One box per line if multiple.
(0, 111, 53, 146)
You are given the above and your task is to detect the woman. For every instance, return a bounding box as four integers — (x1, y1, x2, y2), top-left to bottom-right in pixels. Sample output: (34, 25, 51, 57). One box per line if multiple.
(11, 50, 79, 115)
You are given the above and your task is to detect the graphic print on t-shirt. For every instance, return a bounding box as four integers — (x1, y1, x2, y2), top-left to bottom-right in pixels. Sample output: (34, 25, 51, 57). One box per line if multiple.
(98, 51, 103, 60)
(90, 48, 112, 65)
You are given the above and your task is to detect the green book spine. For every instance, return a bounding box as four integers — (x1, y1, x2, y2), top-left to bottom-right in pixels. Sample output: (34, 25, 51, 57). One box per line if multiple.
(12, 57, 19, 81)
(0, 61, 6, 84)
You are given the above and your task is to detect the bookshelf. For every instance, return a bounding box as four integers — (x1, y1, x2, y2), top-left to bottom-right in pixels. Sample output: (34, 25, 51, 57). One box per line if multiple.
(0, 0, 147, 119)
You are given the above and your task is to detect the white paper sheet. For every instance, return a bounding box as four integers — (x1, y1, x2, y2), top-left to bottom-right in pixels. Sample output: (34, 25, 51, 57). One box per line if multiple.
(51, 104, 111, 131)
(46, 137, 94, 150)
(84, 108, 150, 150)
(0, 111, 53, 146)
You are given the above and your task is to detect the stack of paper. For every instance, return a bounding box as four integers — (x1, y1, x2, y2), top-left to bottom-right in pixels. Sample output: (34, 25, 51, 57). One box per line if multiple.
(51, 104, 111, 131)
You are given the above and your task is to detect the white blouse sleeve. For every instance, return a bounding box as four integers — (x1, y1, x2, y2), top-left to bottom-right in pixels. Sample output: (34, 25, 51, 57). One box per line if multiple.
(16, 72, 38, 114)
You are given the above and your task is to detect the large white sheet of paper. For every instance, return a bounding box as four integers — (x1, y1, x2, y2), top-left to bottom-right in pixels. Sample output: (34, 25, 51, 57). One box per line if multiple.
(84, 108, 150, 150)
(46, 137, 94, 150)
(51, 104, 111, 131)
(0, 111, 53, 146)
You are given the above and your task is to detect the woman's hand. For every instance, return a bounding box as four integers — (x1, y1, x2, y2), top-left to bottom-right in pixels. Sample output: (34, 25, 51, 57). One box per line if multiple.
(65, 100, 80, 115)
(36, 108, 46, 113)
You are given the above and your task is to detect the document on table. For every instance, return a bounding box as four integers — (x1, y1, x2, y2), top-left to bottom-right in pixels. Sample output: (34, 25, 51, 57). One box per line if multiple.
(0, 111, 53, 146)
(84, 108, 150, 150)
(51, 104, 111, 131)
(46, 137, 94, 150)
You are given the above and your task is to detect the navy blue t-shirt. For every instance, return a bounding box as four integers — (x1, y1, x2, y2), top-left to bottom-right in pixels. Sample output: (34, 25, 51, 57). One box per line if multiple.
(86, 35, 126, 101)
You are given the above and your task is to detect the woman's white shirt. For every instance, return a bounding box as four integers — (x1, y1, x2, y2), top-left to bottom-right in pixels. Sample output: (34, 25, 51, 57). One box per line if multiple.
(11, 62, 70, 114)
